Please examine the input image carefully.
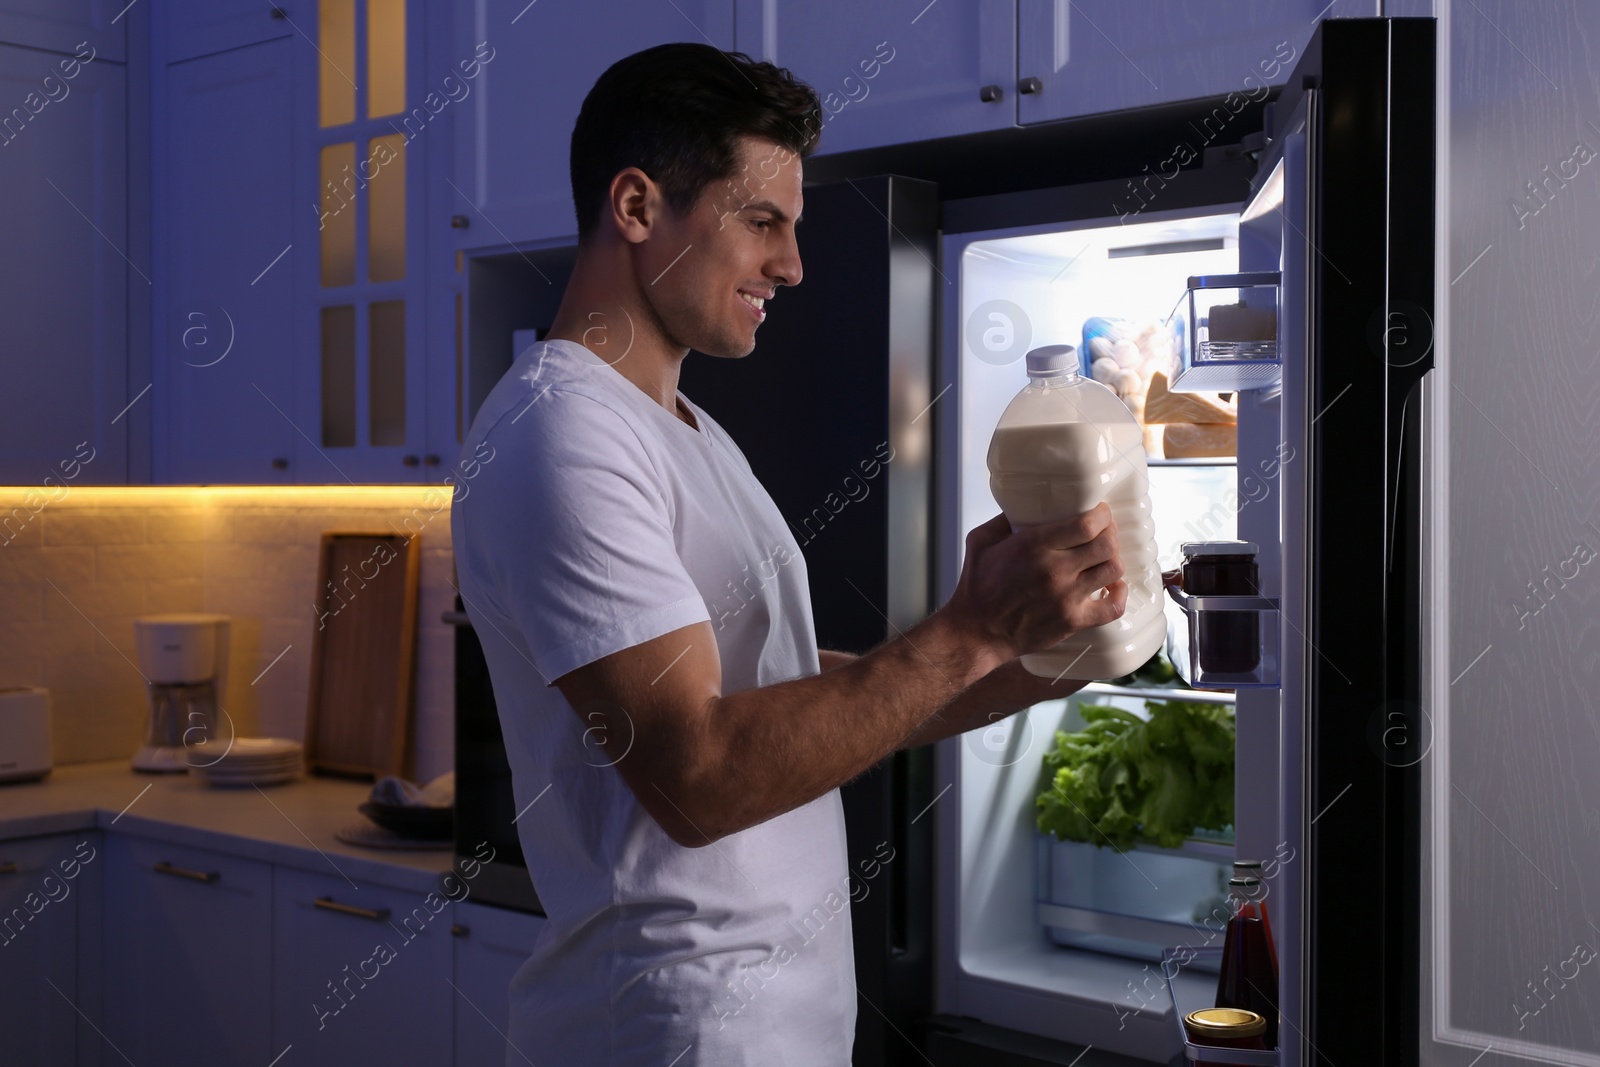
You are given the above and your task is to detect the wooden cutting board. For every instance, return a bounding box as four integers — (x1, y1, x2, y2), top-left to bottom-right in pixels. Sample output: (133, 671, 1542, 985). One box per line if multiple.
(304, 531, 420, 779)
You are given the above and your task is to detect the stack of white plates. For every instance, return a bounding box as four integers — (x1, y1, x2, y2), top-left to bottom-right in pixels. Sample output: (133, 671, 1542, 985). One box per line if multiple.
(189, 737, 304, 787)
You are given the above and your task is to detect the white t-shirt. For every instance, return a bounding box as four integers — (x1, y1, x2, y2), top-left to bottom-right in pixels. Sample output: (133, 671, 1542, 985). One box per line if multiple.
(451, 339, 856, 1067)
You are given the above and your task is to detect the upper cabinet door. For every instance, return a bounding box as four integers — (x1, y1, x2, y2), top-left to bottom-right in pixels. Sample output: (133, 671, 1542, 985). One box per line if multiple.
(452, 0, 734, 246)
(0, 42, 127, 485)
(0, 0, 125, 60)
(734, 0, 1014, 156)
(1015, 0, 1361, 124)
(161, 0, 293, 64)
(291, 0, 434, 484)
(157, 39, 299, 484)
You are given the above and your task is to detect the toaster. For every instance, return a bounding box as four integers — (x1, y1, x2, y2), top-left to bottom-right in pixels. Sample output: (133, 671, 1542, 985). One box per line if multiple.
(0, 687, 52, 783)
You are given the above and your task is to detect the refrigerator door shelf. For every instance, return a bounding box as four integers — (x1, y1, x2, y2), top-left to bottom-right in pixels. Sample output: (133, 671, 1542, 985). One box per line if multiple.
(1161, 947, 1279, 1065)
(1169, 272, 1283, 394)
(1166, 587, 1282, 689)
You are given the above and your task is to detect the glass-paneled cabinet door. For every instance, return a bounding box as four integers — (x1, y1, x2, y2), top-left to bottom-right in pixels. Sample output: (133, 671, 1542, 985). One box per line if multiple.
(291, 0, 440, 483)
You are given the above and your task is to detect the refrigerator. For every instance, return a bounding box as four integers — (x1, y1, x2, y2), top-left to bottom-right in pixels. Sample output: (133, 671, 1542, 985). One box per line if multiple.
(676, 13, 1596, 1066)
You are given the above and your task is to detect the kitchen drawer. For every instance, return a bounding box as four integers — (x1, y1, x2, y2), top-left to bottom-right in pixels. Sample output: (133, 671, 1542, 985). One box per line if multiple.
(272, 865, 452, 1067)
(103, 834, 274, 1064)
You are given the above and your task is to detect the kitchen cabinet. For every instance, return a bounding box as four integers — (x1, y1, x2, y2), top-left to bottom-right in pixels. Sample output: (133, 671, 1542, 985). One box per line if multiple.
(733, 0, 1015, 156)
(0, 0, 125, 61)
(450, 900, 545, 1067)
(161, 0, 293, 65)
(271, 866, 453, 1066)
(102, 835, 274, 1065)
(1014, 0, 1370, 125)
(451, 0, 734, 246)
(732, 0, 1369, 153)
(0, 40, 128, 485)
(0, 832, 100, 1067)
(153, 38, 299, 483)
(151, 0, 461, 484)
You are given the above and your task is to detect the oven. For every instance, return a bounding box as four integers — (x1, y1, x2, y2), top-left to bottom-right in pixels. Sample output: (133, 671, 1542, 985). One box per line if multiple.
(445, 595, 542, 914)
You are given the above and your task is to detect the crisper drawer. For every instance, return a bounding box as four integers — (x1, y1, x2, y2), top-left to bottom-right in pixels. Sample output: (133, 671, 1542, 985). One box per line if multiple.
(272, 866, 452, 1067)
(1036, 832, 1233, 964)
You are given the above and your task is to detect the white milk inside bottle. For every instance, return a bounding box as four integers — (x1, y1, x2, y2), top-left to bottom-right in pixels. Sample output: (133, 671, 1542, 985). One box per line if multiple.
(985, 343, 1165, 680)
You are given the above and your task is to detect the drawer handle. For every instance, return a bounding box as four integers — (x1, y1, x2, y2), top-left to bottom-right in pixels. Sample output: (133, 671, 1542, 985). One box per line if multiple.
(154, 861, 220, 883)
(315, 896, 391, 922)
(0, 861, 17, 875)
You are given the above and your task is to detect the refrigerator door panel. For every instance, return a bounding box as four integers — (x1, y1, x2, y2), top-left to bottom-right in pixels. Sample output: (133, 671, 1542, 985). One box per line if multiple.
(1421, 2, 1600, 1064)
(1285, 16, 1435, 1064)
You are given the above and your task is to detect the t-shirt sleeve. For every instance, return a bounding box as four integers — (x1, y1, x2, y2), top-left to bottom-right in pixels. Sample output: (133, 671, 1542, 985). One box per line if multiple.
(458, 388, 712, 685)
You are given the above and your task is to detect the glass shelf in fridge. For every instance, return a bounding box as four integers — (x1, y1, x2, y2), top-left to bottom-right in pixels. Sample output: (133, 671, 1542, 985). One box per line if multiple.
(1169, 272, 1282, 395)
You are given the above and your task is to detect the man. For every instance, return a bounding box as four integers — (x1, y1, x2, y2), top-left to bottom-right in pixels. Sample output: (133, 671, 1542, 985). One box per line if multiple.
(450, 42, 1127, 1066)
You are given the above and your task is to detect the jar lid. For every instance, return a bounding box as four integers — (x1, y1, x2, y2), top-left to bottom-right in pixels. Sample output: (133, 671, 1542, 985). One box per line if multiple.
(1185, 1007, 1267, 1037)
(1180, 540, 1258, 559)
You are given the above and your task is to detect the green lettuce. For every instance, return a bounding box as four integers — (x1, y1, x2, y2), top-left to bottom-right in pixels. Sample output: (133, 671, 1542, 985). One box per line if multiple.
(1035, 700, 1234, 852)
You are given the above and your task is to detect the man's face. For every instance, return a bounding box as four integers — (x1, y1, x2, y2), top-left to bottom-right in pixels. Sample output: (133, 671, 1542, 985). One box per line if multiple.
(640, 135, 804, 359)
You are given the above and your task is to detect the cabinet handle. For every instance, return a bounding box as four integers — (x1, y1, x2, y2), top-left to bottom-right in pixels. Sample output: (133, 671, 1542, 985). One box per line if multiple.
(450, 923, 468, 938)
(271, 457, 289, 470)
(450, 214, 470, 229)
(402, 454, 421, 467)
(270, 6, 287, 18)
(423, 454, 440, 467)
(0, 861, 17, 874)
(314, 896, 391, 922)
(154, 861, 220, 883)
(1018, 76, 1043, 95)
(978, 84, 1003, 103)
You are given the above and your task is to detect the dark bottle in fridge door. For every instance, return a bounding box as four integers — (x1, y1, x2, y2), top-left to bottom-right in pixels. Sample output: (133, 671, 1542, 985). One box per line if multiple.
(1215, 874, 1278, 1048)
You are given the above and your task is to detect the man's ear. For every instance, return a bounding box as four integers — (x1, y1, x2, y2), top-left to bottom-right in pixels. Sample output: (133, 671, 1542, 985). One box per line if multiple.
(608, 167, 657, 246)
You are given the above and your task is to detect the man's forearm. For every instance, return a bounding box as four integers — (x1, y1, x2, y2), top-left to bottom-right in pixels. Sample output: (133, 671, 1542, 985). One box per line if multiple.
(818, 647, 1086, 748)
(899, 659, 1087, 748)
(688, 612, 1007, 841)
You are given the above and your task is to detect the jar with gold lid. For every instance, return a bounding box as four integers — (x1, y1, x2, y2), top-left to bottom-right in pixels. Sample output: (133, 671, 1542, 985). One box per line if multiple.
(1183, 1006, 1269, 1062)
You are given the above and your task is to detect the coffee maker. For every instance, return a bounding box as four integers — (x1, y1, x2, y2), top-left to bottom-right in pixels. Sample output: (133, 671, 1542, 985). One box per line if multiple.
(131, 614, 231, 773)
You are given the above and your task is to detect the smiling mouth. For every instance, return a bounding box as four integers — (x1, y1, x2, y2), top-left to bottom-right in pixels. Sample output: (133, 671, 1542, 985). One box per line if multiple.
(737, 290, 767, 322)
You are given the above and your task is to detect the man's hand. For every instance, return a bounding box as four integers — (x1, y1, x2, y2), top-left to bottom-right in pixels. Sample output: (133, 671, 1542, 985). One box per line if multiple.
(941, 504, 1128, 662)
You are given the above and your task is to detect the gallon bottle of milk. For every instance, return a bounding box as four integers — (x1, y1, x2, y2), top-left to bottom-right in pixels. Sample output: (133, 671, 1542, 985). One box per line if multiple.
(985, 343, 1165, 680)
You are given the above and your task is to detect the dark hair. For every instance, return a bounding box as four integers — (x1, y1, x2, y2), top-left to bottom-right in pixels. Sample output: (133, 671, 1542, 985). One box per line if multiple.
(570, 43, 822, 242)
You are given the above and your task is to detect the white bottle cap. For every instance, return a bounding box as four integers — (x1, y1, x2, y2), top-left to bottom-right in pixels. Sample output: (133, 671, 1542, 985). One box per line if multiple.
(1025, 344, 1078, 378)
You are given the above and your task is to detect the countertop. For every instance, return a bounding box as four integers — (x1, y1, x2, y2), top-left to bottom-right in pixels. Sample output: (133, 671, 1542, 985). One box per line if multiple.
(0, 760, 454, 894)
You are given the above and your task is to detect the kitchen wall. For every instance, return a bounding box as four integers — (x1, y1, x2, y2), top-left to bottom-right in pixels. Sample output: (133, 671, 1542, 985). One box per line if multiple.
(0, 486, 455, 780)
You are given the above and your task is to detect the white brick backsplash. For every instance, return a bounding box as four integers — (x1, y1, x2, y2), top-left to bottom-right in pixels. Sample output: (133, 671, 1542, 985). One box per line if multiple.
(42, 508, 147, 546)
(0, 489, 457, 768)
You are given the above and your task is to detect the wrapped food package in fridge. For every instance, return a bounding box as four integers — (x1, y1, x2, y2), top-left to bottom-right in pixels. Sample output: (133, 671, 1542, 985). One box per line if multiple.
(1161, 422, 1238, 459)
(1082, 316, 1237, 458)
(1143, 370, 1237, 425)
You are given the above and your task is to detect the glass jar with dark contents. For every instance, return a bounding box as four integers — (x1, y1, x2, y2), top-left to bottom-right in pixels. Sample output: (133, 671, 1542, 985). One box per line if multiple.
(1183, 1007, 1269, 1061)
(1180, 541, 1260, 674)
